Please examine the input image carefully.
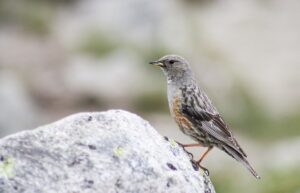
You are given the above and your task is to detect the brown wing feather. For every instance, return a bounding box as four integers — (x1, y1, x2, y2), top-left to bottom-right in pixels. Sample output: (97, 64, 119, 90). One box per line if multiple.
(181, 88, 247, 157)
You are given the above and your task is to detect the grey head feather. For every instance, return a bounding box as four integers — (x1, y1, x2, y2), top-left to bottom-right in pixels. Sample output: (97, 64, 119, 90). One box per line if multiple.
(152, 54, 195, 85)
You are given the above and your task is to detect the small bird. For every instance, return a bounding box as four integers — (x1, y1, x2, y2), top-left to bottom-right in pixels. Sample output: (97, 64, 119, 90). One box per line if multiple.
(150, 55, 260, 179)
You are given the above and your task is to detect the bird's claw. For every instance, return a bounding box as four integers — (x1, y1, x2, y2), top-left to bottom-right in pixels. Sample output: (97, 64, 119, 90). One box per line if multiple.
(197, 163, 210, 176)
(176, 141, 194, 160)
(175, 141, 210, 176)
(184, 150, 194, 159)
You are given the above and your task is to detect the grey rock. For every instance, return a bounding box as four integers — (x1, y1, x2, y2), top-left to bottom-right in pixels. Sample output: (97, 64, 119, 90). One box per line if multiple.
(0, 110, 215, 193)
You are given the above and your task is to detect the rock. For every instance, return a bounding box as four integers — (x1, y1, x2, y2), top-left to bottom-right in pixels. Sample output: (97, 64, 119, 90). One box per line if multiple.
(0, 110, 215, 193)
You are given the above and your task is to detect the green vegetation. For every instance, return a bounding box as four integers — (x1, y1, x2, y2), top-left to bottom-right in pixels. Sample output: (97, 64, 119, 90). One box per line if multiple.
(261, 168, 300, 193)
(227, 83, 300, 141)
(0, 1, 52, 36)
(78, 31, 118, 58)
(212, 166, 300, 193)
(22, 5, 51, 35)
(133, 91, 169, 113)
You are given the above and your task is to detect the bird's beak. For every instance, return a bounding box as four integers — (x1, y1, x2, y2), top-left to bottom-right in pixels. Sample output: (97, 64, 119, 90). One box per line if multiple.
(149, 60, 165, 67)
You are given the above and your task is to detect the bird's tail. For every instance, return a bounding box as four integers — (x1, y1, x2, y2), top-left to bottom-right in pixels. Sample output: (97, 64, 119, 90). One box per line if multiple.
(222, 145, 261, 179)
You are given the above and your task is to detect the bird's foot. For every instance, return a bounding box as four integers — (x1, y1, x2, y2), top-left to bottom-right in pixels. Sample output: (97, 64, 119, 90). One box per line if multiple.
(182, 148, 194, 160)
(196, 161, 210, 176)
(175, 141, 194, 160)
(196, 160, 209, 176)
(174, 140, 186, 148)
(190, 160, 209, 176)
(199, 164, 210, 176)
(163, 137, 195, 160)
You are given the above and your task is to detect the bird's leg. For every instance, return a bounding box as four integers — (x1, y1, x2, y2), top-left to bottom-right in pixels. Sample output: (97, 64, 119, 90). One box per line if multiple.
(175, 141, 201, 160)
(196, 146, 213, 176)
(197, 146, 213, 164)
(181, 143, 202, 148)
(175, 141, 201, 148)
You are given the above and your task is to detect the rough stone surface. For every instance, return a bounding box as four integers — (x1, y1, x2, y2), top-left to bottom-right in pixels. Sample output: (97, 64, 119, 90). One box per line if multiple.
(0, 110, 215, 193)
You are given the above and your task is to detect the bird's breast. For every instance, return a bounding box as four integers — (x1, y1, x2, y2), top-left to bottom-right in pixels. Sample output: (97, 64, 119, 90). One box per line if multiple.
(171, 96, 194, 132)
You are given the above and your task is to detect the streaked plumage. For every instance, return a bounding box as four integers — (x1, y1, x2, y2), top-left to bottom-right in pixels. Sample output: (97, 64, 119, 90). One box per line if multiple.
(150, 54, 260, 179)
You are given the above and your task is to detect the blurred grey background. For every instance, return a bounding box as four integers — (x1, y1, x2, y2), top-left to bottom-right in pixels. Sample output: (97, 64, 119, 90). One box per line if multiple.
(0, 0, 299, 192)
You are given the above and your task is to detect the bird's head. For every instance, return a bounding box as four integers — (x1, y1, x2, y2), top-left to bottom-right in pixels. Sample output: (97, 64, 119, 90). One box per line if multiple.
(150, 55, 192, 82)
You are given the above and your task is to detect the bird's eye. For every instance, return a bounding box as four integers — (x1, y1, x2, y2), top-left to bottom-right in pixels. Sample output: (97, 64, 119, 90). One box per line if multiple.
(169, 60, 175, 64)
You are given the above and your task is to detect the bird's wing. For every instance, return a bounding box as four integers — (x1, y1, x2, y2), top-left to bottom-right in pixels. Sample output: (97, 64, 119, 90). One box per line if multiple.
(181, 102, 247, 157)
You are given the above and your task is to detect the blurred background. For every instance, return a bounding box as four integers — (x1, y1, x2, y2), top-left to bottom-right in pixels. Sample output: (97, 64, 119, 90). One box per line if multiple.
(0, 0, 299, 192)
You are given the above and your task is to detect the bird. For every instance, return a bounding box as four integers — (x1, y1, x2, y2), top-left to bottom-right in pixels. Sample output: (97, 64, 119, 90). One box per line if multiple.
(150, 54, 260, 179)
